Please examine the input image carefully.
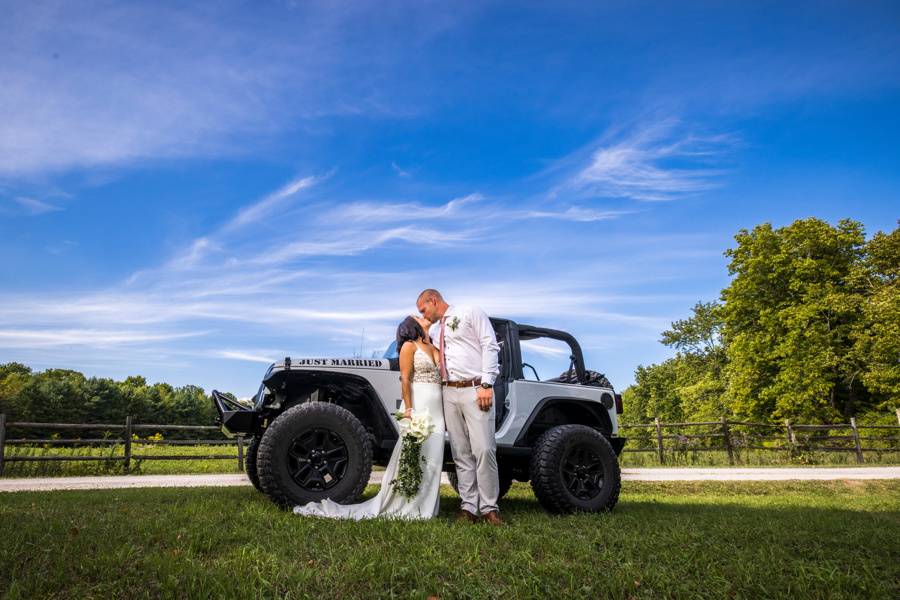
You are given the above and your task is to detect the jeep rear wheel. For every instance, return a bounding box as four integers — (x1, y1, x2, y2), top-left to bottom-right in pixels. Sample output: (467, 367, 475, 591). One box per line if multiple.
(245, 435, 263, 492)
(257, 402, 372, 508)
(447, 470, 514, 501)
(529, 424, 621, 513)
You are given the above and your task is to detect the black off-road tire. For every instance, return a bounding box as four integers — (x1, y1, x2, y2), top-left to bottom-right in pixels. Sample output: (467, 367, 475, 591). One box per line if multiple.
(245, 435, 263, 493)
(447, 470, 514, 501)
(257, 402, 372, 509)
(529, 424, 621, 514)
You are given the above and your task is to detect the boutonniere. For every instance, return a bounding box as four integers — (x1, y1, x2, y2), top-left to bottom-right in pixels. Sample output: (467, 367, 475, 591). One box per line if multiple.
(448, 316, 460, 331)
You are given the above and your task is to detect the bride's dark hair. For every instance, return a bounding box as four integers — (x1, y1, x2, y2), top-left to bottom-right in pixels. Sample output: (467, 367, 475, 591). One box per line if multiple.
(396, 316, 425, 352)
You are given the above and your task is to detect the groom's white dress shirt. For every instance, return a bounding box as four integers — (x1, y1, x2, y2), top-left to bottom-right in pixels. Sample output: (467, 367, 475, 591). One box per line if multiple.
(430, 304, 500, 385)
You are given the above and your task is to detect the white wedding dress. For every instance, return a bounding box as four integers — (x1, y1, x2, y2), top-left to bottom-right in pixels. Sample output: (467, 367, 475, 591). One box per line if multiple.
(293, 344, 445, 520)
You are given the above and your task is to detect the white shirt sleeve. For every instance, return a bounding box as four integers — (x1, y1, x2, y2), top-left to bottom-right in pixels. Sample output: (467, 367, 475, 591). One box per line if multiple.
(471, 306, 500, 385)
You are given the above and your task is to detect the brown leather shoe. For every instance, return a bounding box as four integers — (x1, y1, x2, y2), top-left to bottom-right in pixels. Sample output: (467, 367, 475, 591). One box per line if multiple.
(456, 509, 479, 523)
(482, 511, 503, 526)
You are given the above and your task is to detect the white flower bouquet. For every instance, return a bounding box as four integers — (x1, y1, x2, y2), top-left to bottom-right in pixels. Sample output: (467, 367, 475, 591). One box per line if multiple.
(392, 411, 435, 499)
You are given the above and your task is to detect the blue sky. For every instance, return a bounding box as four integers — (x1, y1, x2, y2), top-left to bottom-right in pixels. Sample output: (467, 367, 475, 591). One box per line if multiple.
(1, 1, 898, 397)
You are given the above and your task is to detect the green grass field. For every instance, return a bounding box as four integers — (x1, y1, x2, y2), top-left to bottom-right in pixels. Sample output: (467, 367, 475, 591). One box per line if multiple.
(1, 481, 897, 599)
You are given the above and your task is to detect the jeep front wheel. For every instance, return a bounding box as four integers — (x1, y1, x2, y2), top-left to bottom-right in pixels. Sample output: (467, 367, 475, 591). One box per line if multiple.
(257, 402, 372, 508)
(529, 424, 621, 513)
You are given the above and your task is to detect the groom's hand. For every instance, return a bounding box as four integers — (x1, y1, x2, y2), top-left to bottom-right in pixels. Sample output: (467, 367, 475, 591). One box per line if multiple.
(476, 387, 493, 411)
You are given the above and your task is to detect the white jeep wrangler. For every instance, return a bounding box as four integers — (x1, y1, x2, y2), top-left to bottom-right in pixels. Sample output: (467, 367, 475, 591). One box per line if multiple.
(212, 317, 625, 513)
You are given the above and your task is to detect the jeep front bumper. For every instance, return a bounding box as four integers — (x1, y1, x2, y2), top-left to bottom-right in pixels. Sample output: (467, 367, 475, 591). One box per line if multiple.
(211, 390, 260, 435)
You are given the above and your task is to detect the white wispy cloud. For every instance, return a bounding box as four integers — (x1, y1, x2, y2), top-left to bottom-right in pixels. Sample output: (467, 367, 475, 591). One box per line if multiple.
(150, 173, 322, 274)
(147, 174, 480, 276)
(555, 120, 734, 202)
(250, 226, 478, 266)
(325, 193, 483, 223)
(518, 206, 634, 222)
(326, 194, 633, 226)
(212, 350, 277, 364)
(164, 238, 219, 271)
(8, 196, 62, 215)
(391, 162, 411, 177)
(267, 306, 409, 323)
(0, 328, 208, 348)
(222, 175, 320, 234)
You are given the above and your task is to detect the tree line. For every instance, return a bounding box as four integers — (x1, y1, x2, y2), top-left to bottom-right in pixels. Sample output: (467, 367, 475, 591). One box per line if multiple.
(623, 217, 899, 425)
(0, 363, 226, 429)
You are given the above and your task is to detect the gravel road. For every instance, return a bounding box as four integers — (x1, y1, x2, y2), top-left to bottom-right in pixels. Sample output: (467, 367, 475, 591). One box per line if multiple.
(2, 467, 898, 493)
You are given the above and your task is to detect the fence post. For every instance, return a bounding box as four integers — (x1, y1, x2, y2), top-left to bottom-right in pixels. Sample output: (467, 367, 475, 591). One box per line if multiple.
(896, 408, 900, 426)
(850, 417, 864, 464)
(237, 436, 244, 472)
(0, 413, 6, 475)
(721, 416, 735, 466)
(124, 416, 133, 472)
(785, 419, 795, 449)
(654, 417, 665, 465)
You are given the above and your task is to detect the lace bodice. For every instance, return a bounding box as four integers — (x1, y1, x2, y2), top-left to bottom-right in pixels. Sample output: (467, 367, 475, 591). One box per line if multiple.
(413, 346, 441, 384)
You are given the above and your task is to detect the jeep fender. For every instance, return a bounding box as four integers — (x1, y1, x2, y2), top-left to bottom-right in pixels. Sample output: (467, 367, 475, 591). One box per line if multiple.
(262, 369, 398, 452)
(514, 397, 614, 447)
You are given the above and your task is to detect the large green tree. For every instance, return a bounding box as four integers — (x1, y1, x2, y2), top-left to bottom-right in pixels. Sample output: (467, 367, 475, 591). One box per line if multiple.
(624, 217, 898, 425)
(721, 218, 874, 422)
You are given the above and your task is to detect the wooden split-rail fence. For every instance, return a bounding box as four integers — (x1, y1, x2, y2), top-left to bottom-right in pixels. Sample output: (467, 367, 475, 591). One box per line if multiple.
(1, 410, 899, 474)
(0, 414, 246, 475)
(619, 408, 900, 465)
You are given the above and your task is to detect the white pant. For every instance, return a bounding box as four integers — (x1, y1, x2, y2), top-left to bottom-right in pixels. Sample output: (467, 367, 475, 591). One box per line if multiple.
(443, 385, 499, 514)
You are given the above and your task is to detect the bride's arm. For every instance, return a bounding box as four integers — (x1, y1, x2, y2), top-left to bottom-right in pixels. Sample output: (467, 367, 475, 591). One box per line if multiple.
(398, 341, 415, 417)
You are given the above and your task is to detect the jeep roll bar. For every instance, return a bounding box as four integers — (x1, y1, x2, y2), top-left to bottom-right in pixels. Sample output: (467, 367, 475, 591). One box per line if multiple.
(513, 324, 588, 384)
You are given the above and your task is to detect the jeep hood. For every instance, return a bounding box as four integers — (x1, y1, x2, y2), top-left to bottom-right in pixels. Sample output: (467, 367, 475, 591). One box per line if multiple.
(262, 356, 394, 384)
(271, 357, 392, 371)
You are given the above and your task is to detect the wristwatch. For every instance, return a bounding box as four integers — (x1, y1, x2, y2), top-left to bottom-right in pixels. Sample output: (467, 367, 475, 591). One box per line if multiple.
(480, 382, 493, 389)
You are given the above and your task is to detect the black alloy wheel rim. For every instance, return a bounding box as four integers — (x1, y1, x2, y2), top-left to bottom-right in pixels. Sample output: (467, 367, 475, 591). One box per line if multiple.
(287, 428, 350, 491)
(560, 443, 605, 501)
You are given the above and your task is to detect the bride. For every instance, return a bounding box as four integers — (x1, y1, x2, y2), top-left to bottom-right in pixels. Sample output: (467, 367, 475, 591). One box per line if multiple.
(293, 315, 444, 520)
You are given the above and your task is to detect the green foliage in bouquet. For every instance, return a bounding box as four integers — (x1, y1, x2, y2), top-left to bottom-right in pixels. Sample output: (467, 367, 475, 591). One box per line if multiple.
(391, 411, 434, 499)
(393, 436, 426, 499)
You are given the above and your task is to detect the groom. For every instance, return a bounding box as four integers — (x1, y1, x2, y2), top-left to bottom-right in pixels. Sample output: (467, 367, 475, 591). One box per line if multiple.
(416, 289, 502, 525)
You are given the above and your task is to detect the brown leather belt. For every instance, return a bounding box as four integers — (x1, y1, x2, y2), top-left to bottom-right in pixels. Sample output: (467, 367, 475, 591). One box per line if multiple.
(442, 377, 482, 388)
